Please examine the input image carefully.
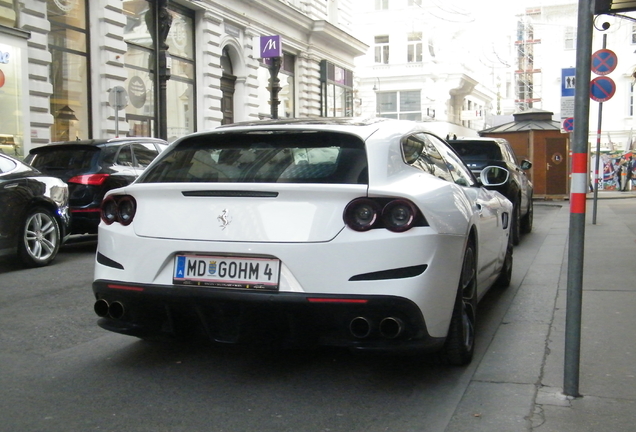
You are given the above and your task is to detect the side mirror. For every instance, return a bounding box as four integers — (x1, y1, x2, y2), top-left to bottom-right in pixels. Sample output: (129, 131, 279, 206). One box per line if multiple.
(480, 165, 509, 186)
(520, 159, 532, 170)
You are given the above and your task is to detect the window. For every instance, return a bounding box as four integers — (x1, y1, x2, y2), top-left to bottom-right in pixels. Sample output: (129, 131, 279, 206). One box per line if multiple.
(375, 0, 388, 10)
(0, 156, 17, 173)
(374, 35, 389, 64)
(632, 24, 636, 44)
(47, 0, 89, 141)
(407, 33, 422, 63)
(428, 135, 475, 187)
(123, 1, 195, 141)
(401, 134, 453, 182)
(141, 132, 368, 185)
(564, 26, 576, 50)
(408, 0, 422, 5)
(320, 60, 353, 117)
(258, 53, 296, 118)
(116, 146, 134, 167)
(132, 143, 160, 167)
(377, 91, 421, 120)
(166, 6, 196, 141)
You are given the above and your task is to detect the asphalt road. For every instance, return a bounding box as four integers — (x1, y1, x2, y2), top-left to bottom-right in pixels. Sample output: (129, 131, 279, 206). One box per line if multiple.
(0, 205, 560, 432)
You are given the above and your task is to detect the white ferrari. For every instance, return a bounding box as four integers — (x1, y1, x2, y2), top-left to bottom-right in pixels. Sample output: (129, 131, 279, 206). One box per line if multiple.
(93, 118, 513, 365)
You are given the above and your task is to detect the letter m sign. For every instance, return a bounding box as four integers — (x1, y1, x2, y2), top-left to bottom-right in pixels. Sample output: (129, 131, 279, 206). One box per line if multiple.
(255, 35, 282, 59)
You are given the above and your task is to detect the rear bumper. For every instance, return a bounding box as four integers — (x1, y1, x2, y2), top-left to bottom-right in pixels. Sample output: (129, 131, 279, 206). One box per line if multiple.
(92, 279, 445, 352)
(70, 208, 100, 234)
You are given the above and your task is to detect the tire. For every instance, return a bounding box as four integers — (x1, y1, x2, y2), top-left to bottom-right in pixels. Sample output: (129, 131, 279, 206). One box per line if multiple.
(494, 237, 513, 289)
(520, 196, 533, 234)
(511, 200, 521, 246)
(18, 207, 61, 267)
(439, 241, 477, 366)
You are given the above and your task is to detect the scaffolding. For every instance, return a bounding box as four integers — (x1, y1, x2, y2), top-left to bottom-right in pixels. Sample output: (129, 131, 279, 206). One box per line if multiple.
(515, 12, 542, 111)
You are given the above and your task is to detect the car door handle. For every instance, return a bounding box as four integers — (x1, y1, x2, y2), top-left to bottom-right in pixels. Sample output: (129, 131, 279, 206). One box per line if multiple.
(3, 183, 18, 189)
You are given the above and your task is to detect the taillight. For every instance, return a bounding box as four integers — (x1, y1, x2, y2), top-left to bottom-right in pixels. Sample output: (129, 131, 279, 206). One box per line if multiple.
(101, 197, 118, 225)
(68, 174, 110, 186)
(343, 199, 381, 231)
(101, 195, 137, 226)
(382, 199, 417, 232)
(344, 198, 426, 232)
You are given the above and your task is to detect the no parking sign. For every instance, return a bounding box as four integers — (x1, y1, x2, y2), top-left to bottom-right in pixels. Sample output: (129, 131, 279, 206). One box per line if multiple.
(590, 76, 616, 102)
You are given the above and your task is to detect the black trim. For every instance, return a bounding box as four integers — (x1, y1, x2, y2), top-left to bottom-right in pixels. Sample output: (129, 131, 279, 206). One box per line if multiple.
(92, 279, 443, 352)
(96, 252, 124, 270)
(349, 264, 428, 281)
(182, 190, 279, 198)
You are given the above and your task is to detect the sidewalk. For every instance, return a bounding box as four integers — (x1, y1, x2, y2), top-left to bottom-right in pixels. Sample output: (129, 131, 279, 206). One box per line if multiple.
(446, 194, 636, 431)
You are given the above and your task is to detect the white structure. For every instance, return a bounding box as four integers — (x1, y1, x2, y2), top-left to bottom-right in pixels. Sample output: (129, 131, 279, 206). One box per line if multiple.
(351, 0, 522, 138)
(0, 0, 366, 156)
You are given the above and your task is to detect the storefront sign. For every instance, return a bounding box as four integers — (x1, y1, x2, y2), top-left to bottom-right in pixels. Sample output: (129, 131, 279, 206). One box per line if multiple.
(254, 35, 282, 59)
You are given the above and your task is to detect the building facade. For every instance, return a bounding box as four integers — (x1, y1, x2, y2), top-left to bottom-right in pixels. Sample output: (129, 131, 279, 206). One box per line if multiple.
(352, 0, 521, 138)
(0, 0, 366, 157)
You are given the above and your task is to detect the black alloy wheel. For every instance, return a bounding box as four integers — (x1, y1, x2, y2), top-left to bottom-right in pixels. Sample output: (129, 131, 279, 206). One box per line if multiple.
(494, 235, 513, 288)
(439, 241, 477, 366)
(521, 197, 533, 234)
(511, 200, 521, 246)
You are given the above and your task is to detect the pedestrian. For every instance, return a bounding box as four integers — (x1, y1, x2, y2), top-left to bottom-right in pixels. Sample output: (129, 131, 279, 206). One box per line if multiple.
(614, 159, 622, 191)
(624, 156, 633, 191)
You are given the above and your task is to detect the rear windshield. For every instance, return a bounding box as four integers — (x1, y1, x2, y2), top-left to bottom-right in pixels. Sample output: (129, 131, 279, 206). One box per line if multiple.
(448, 141, 502, 162)
(28, 146, 99, 172)
(139, 131, 368, 184)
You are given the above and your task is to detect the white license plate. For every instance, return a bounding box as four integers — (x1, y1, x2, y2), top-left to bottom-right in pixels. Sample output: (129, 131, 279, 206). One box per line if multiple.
(173, 254, 280, 290)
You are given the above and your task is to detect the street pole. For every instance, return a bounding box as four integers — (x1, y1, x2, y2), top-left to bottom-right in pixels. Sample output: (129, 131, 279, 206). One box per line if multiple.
(268, 57, 282, 119)
(156, 0, 171, 140)
(592, 32, 608, 224)
(564, 0, 594, 398)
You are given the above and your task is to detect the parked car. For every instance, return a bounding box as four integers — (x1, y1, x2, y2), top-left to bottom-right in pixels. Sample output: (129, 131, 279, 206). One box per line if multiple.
(24, 137, 168, 235)
(0, 152, 70, 267)
(92, 118, 513, 365)
(447, 137, 533, 245)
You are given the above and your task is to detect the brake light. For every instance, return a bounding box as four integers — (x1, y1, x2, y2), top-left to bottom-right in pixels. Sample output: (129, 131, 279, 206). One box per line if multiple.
(101, 195, 137, 226)
(344, 197, 426, 232)
(68, 174, 110, 186)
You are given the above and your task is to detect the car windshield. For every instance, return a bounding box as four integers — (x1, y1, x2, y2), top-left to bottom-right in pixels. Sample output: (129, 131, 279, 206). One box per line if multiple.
(449, 142, 502, 162)
(139, 131, 368, 184)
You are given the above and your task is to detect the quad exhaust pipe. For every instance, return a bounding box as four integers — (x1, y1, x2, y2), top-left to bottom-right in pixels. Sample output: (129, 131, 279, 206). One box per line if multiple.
(349, 316, 372, 339)
(349, 316, 404, 339)
(94, 300, 125, 320)
(379, 317, 404, 339)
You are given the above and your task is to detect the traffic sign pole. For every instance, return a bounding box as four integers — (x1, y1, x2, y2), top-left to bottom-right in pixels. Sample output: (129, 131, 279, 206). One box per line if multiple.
(589, 34, 618, 222)
(564, 0, 595, 399)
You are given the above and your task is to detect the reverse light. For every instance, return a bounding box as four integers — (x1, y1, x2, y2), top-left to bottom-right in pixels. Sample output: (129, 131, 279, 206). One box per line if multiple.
(101, 195, 137, 226)
(68, 173, 110, 186)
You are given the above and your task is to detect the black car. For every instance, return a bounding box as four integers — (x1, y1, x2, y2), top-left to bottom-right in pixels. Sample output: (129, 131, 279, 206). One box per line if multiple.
(448, 137, 533, 245)
(25, 137, 167, 235)
(0, 153, 71, 267)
